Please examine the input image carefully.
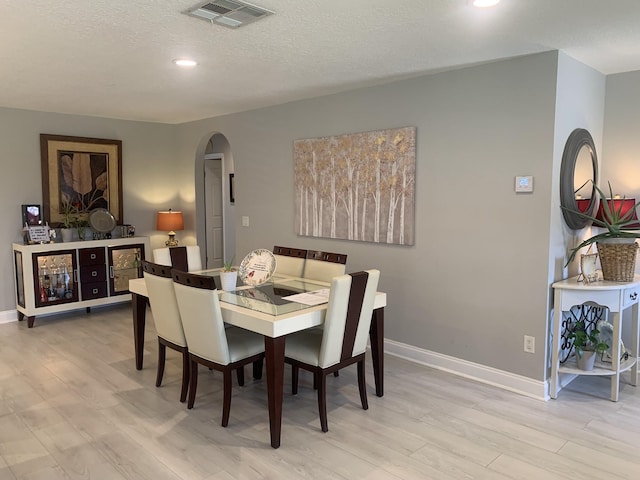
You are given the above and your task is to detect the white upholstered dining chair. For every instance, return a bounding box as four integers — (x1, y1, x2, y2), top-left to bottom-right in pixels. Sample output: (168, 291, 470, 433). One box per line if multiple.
(285, 269, 380, 432)
(172, 270, 265, 427)
(153, 245, 203, 272)
(142, 261, 190, 403)
(302, 250, 347, 283)
(273, 245, 307, 277)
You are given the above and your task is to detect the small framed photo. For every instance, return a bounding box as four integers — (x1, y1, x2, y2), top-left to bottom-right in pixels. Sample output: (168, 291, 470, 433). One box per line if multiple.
(580, 253, 600, 284)
(22, 204, 42, 226)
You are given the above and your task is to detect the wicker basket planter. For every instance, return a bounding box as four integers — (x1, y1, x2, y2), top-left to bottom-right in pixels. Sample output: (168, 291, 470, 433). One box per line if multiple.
(596, 240, 639, 282)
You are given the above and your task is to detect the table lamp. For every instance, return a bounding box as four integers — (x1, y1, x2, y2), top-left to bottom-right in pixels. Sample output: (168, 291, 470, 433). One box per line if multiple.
(156, 209, 184, 246)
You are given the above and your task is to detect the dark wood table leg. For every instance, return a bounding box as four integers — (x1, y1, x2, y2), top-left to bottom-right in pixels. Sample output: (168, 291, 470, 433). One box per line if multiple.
(132, 292, 147, 371)
(369, 307, 384, 397)
(27, 316, 35, 328)
(264, 335, 286, 449)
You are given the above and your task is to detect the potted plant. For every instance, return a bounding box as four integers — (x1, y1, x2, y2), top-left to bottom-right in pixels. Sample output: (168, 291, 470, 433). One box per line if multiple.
(219, 257, 237, 291)
(564, 181, 640, 281)
(567, 320, 609, 370)
(60, 202, 78, 242)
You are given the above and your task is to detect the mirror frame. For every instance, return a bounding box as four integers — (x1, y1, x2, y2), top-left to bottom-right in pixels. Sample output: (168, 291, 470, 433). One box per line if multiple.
(560, 128, 598, 230)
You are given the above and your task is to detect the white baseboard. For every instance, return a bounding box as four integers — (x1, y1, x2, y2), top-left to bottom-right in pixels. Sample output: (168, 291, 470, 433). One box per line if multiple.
(0, 310, 18, 324)
(384, 339, 549, 401)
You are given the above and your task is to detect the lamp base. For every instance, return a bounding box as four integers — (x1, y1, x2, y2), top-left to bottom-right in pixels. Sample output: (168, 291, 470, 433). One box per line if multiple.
(165, 232, 179, 247)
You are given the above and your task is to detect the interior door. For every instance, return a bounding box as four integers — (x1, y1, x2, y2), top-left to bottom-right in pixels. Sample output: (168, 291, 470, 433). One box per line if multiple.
(204, 157, 224, 268)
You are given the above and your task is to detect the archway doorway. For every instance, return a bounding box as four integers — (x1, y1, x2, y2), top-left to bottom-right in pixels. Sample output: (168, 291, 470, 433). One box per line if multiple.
(201, 133, 235, 269)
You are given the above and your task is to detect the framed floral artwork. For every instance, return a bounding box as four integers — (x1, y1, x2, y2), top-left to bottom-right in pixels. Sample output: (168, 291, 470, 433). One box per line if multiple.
(40, 134, 123, 226)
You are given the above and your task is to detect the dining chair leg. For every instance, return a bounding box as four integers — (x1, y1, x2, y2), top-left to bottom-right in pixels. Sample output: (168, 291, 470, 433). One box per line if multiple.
(222, 370, 232, 427)
(357, 360, 368, 410)
(156, 340, 166, 387)
(236, 366, 245, 386)
(253, 359, 263, 380)
(291, 365, 299, 395)
(187, 359, 198, 409)
(179, 350, 190, 403)
(317, 371, 328, 432)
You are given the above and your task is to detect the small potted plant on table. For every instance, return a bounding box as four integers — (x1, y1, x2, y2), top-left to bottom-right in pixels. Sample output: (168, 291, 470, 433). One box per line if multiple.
(568, 320, 609, 370)
(219, 257, 237, 292)
(60, 202, 79, 242)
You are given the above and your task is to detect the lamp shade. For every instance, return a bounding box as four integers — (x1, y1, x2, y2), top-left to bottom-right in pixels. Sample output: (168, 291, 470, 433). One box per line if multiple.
(156, 210, 184, 232)
(595, 198, 640, 229)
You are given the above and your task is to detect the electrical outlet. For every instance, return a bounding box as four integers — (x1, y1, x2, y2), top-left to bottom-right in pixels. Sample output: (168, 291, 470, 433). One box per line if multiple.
(524, 335, 535, 353)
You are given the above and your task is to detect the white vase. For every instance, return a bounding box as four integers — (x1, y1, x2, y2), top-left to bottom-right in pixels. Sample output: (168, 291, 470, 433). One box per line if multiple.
(576, 350, 597, 371)
(61, 228, 74, 242)
(219, 270, 238, 292)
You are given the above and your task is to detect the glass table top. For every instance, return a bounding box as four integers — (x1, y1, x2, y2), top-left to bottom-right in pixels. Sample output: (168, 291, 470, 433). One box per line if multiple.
(195, 271, 330, 316)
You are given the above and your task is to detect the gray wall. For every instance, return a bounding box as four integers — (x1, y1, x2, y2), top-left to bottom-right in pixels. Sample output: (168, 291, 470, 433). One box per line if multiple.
(601, 70, 640, 345)
(0, 108, 180, 311)
(0, 50, 616, 384)
(177, 51, 561, 381)
(602, 70, 640, 192)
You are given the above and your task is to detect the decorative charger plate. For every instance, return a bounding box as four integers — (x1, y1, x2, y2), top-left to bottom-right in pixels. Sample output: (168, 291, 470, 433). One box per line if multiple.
(239, 249, 276, 286)
(88, 208, 116, 233)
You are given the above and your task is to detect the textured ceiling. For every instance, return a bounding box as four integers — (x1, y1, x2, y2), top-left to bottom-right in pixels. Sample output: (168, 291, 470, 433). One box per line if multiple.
(2, 0, 640, 124)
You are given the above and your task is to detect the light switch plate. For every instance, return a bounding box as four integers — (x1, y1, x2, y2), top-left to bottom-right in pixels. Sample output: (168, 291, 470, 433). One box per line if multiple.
(515, 175, 534, 193)
(242, 216, 249, 227)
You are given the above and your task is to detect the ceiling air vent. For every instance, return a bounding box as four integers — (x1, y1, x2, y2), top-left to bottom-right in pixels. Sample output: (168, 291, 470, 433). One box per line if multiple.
(186, 0, 273, 29)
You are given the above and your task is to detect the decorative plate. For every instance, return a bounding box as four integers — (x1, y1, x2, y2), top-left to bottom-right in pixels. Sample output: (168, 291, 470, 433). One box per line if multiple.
(239, 249, 276, 286)
(88, 208, 116, 233)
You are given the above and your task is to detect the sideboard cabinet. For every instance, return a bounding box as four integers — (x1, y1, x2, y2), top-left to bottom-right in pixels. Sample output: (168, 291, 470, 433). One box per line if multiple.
(12, 237, 150, 327)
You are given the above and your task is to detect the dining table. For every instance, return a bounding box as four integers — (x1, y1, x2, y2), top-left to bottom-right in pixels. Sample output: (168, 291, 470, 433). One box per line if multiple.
(128, 270, 386, 449)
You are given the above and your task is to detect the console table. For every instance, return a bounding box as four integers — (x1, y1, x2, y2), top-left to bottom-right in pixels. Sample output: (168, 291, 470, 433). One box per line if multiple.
(551, 275, 640, 401)
(12, 237, 149, 327)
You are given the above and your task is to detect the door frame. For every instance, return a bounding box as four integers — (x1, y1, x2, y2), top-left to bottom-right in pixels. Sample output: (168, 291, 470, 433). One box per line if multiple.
(204, 153, 225, 269)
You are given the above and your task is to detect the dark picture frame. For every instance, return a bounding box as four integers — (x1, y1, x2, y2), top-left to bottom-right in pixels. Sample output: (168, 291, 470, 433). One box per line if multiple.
(21, 204, 41, 226)
(229, 173, 235, 204)
(40, 134, 123, 226)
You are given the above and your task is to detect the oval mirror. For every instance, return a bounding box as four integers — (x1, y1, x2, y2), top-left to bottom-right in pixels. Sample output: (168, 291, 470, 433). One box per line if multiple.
(560, 128, 598, 230)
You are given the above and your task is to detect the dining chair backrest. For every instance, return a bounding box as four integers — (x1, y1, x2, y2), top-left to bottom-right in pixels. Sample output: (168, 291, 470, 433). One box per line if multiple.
(153, 246, 203, 272)
(319, 269, 379, 368)
(273, 246, 307, 277)
(171, 271, 231, 365)
(303, 250, 347, 283)
(142, 261, 186, 348)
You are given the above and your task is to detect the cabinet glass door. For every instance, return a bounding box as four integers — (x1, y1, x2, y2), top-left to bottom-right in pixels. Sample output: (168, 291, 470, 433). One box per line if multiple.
(33, 251, 78, 307)
(108, 244, 144, 295)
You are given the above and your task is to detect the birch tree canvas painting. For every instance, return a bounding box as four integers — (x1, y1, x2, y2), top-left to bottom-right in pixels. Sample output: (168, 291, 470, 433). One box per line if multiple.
(294, 127, 415, 245)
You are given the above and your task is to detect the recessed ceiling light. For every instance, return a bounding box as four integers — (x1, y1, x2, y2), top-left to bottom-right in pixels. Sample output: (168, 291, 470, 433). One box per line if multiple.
(173, 59, 198, 67)
(473, 0, 500, 7)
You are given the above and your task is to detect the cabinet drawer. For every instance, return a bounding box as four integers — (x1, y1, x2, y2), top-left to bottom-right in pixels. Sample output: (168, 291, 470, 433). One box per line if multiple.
(80, 264, 106, 283)
(623, 287, 640, 308)
(81, 282, 107, 300)
(79, 248, 105, 265)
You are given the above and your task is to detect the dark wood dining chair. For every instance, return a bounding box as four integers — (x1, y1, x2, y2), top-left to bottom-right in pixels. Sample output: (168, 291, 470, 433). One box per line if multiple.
(273, 246, 307, 277)
(171, 270, 265, 426)
(302, 250, 347, 282)
(153, 246, 203, 272)
(142, 261, 190, 403)
(284, 269, 380, 432)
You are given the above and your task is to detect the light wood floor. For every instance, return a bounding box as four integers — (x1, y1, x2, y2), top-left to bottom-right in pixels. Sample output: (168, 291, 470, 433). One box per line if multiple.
(1, 304, 640, 479)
